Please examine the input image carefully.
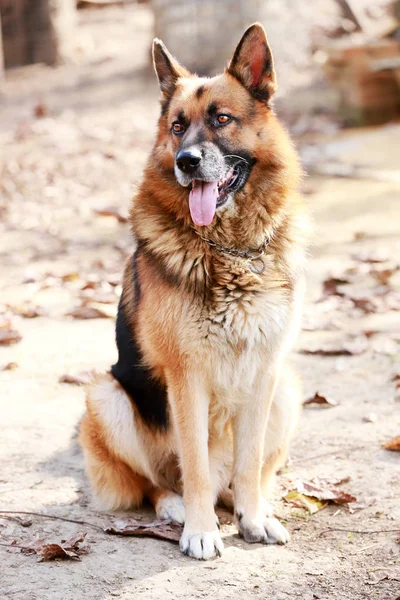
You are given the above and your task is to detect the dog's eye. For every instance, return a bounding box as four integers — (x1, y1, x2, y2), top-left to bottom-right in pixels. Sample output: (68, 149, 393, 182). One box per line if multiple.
(217, 114, 231, 125)
(172, 122, 185, 135)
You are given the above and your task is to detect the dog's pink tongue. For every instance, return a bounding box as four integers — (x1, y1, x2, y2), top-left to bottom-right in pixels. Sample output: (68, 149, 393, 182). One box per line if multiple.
(189, 180, 218, 226)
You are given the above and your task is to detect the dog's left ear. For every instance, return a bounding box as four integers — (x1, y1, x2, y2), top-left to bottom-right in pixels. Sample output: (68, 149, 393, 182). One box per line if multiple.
(153, 39, 190, 99)
(227, 23, 277, 102)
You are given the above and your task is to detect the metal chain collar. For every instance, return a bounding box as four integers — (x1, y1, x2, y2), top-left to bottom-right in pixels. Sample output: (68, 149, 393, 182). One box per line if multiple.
(191, 228, 272, 274)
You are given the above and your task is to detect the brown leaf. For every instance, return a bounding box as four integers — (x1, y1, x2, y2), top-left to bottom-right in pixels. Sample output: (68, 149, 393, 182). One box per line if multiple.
(0, 326, 22, 346)
(392, 374, 400, 390)
(8, 533, 88, 561)
(37, 533, 88, 562)
(353, 231, 368, 241)
(33, 103, 48, 119)
(322, 277, 349, 297)
(382, 436, 400, 451)
(303, 392, 338, 407)
(94, 207, 128, 223)
(284, 490, 327, 514)
(59, 370, 95, 385)
(295, 479, 356, 504)
(300, 335, 368, 357)
(350, 296, 380, 314)
(68, 303, 115, 319)
(370, 267, 398, 286)
(9, 304, 47, 319)
(1, 361, 18, 371)
(104, 518, 182, 543)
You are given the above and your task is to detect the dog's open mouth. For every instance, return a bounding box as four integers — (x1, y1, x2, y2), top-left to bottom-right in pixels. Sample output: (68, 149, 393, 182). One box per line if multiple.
(188, 166, 241, 227)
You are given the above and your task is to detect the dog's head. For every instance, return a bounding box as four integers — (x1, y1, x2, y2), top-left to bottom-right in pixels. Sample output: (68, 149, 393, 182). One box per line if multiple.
(152, 24, 294, 228)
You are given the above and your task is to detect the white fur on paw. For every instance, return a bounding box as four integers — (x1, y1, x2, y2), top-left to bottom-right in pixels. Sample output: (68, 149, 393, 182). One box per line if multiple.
(180, 528, 223, 560)
(261, 497, 273, 517)
(156, 493, 185, 524)
(264, 517, 290, 545)
(238, 514, 290, 545)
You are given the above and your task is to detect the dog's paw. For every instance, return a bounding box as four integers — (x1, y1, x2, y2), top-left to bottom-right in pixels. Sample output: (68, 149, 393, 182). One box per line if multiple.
(237, 513, 290, 545)
(180, 528, 224, 560)
(263, 517, 290, 544)
(155, 492, 185, 524)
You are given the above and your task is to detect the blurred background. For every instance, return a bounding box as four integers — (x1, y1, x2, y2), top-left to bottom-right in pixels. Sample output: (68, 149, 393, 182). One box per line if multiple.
(1, 3, 400, 599)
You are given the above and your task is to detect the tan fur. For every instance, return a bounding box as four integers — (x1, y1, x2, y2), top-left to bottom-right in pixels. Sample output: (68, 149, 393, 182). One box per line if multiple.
(79, 24, 310, 559)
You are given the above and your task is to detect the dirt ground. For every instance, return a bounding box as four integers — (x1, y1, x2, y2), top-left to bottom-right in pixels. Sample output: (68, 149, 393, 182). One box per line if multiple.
(1, 5, 399, 600)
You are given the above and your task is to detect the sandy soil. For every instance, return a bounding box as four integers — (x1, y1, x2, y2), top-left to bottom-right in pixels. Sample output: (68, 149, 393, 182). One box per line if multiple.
(1, 5, 399, 600)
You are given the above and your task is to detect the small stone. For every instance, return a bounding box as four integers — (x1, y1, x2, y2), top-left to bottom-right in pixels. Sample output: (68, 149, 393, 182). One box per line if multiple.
(362, 413, 377, 423)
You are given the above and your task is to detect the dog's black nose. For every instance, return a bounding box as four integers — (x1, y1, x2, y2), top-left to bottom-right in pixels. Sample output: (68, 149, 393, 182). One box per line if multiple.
(176, 150, 201, 174)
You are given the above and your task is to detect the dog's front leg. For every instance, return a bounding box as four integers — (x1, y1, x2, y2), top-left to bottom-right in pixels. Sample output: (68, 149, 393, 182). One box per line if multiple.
(232, 368, 290, 545)
(167, 370, 223, 560)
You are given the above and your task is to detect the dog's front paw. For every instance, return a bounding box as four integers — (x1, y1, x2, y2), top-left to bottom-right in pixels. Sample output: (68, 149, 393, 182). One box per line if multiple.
(180, 527, 223, 560)
(237, 513, 290, 545)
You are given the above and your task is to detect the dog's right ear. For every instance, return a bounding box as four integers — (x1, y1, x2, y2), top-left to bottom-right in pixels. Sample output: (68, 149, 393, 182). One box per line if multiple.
(152, 39, 189, 99)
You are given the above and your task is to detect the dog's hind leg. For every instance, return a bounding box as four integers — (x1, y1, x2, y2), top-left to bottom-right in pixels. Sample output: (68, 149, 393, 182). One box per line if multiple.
(80, 410, 148, 510)
(148, 487, 186, 524)
(79, 373, 155, 511)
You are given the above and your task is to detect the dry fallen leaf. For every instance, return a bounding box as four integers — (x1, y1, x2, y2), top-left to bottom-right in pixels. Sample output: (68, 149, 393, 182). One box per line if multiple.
(8, 304, 47, 319)
(94, 207, 128, 223)
(33, 102, 48, 119)
(285, 477, 356, 513)
(284, 490, 327, 514)
(0, 323, 22, 346)
(295, 480, 357, 504)
(1, 362, 18, 371)
(322, 277, 349, 297)
(60, 272, 80, 283)
(382, 436, 400, 451)
(8, 532, 88, 561)
(350, 296, 381, 314)
(59, 370, 95, 385)
(303, 392, 338, 407)
(104, 518, 182, 543)
(370, 266, 398, 286)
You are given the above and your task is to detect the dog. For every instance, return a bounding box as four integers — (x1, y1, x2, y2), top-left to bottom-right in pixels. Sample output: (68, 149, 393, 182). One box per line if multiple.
(79, 23, 310, 560)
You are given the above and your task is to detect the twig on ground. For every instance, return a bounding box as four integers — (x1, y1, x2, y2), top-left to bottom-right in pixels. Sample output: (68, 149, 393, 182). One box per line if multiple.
(0, 511, 103, 532)
(319, 527, 400, 536)
(292, 445, 366, 464)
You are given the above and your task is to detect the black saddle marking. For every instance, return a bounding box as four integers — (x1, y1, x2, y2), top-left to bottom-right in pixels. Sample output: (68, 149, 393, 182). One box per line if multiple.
(111, 249, 169, 430)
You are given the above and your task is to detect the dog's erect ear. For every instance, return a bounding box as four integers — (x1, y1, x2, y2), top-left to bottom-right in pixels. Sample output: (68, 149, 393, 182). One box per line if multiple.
(153, 39, 190, 99)
(227, 23, 277, 102)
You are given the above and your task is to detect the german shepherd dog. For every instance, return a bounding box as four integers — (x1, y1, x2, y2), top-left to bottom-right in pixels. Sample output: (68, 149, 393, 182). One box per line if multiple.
(79, 23, 310, 560)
